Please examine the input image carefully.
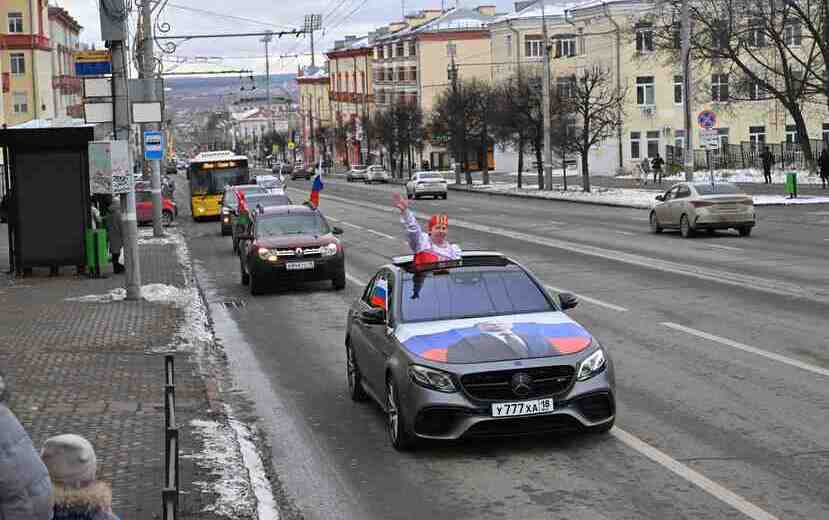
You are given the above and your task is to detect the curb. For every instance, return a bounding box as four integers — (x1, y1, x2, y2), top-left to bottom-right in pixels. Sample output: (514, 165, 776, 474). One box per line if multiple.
(447, 184, 651, 209)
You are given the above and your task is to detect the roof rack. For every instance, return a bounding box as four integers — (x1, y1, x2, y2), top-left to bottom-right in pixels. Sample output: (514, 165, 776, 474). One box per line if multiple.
(392, 251, 509, 272)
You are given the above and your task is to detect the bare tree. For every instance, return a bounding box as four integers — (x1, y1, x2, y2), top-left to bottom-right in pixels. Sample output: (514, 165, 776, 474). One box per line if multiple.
(491, 72, 545, 189)
(557, 66, 626, 192)
(371, 99, 424, 178)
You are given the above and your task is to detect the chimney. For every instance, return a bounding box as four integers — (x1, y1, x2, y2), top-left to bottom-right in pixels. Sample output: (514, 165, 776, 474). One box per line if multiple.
(514, 1, 534, 12)
(476, 5, 497, 16)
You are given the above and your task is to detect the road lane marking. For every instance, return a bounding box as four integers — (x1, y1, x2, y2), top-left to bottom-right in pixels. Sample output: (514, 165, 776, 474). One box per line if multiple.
(345, 272, 366, 287)
(612, 428, 779, 520)
(545, 285, 628, 312)
(366, 228, 395, 240)
(292, 189, 825, 303)
(549, 220, 565, 226)
(326, 216, 340, 222)
(340, 221, 364, 230)
(614, 230, 635, 236)
(704, 244, 743, 252)
(662, 322, 829, 377)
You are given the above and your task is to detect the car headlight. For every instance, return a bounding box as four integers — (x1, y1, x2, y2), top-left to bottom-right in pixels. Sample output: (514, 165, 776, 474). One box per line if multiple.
(409, 365, 457, 393)
(577, 348, 606, 381)
(321, 243, 339, 257)
(221, 207, 230, 215)
(257, 247, 274, 260)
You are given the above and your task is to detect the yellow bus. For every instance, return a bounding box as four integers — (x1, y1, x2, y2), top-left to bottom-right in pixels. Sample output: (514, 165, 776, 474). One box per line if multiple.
(187, 151, 250, 220)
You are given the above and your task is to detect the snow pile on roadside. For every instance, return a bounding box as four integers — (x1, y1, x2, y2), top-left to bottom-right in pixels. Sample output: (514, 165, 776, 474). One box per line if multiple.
(67, 288, 127, 303)
(615, 167, 823, 185)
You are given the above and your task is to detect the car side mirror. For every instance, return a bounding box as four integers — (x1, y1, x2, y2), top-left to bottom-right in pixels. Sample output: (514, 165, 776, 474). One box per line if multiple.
(361, 307, 386, 324)
(558, 292, 579, 310)
(655, 194, 665, 201)
(332, 226, 344, 235)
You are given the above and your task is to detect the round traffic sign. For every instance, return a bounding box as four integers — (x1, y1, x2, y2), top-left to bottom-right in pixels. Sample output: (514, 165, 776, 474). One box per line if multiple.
(287, 142, 296, 150)
(697, 110, 717, 129)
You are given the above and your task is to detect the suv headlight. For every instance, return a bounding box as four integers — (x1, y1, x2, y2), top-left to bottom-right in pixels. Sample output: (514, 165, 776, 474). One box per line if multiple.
(257, 247, 276, 261)
(577, 348, 606, 381)
(409, 365, 457, 393)
(321, 243, 339, 257)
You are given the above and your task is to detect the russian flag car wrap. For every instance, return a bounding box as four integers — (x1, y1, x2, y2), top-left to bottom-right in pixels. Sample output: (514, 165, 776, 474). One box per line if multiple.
(395, 312, 593, 363)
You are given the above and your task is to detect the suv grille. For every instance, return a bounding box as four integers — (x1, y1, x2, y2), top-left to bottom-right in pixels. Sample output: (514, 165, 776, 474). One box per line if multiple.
(274, 247, 322, 259)
(461, 366, 574, 401)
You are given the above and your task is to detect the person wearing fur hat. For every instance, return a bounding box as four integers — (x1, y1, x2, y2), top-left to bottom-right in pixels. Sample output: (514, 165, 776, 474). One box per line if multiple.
(393, 193, 461, 266)
(0, 374, 54, 520)
(40, 434, 119, 520)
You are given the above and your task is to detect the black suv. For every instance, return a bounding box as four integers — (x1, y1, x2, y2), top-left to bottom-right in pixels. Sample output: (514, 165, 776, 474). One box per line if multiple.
(238, 205, 345, 295)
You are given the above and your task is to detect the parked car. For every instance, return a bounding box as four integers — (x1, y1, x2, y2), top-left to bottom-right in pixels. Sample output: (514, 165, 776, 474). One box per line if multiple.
(365, 165, 391, 184)
(291, 166, 312, 180)
(346, 166, 367, 182)
(405, 171, 448, 200)
(238, 205, 345, 295)
(220, 184, 268, 236)
(649, 182, 756, 238)
(345, 252, 614, 450)
(136, 190, 177, 226)
(232, 192, 293, 253)
(255, 174, 286, 194)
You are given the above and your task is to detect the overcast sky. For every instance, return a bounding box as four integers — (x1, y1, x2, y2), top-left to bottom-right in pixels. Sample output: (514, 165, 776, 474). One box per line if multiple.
(58, 0, 522, 75)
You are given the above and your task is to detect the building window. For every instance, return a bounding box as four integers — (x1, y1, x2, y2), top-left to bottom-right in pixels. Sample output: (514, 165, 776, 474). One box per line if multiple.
(10, 54, 25, 75)
(749, 126, 766, 151)
(717, 128, 730, 148)
(386, 45, 393, 59)
(673, 75, 683, 104)
(646, 131, 660, 158)
(525, 35, 543, 57)
(377, 46, 385, 59)
(747, 21, 765, 47)
(785, 124, 799, 144)
(396, 42, 404, 57)
(672, 24, 681, 50)
(409, 41, 417, 56)
(636, 76, 655, 105)
(748, 79, 765, 100)
(674, 129, 685, 151)
(409, 67, 418, 82)
(506, 34, 512, 57)
(784, 23, 802, 46)
(635, 25, 654, 53)
(399, 68, 407, 82)
(8, 12, 23, 33)
(12, 92, 28, 114)
(630, 131, 641, 159)
(556, 76, 575, 99)
(711, 73, 729, 102)
(823, 123, 829, 144)
(554, 37, 577, 58)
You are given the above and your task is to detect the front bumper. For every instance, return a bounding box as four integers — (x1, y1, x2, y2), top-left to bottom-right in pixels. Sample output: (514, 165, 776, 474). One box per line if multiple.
(399, 367, 615, 440)
(249, 253, 344, 283)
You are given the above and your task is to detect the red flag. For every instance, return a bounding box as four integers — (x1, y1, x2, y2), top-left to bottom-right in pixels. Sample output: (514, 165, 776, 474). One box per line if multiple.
(235, 190, 248, 214)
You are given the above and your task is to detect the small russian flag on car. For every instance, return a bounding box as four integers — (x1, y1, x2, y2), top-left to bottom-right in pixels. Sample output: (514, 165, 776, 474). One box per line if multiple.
(309, 163, 324, 208)
(370, 278, 388, 309)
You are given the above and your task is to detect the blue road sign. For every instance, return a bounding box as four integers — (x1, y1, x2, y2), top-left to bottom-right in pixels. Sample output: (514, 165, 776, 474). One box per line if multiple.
(697, 110, 717, 130)
(75, 61, 112, 76)
(144, 130, 164, 161)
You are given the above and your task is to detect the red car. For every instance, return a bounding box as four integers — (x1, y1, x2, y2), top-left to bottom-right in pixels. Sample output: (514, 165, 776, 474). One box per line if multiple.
(136, 190, 178, 226)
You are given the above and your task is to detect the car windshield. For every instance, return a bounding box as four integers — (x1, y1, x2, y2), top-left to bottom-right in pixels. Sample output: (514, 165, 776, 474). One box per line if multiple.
(351, 165, 366, 171)
(256, 213, 331, 237)
(246, 194, 291, 209)
(418, 173, 443, 180)
(256, 177, 282, 189)
(695, 183, 740, 195)
(224, 186, 265, 209)
(190, 167, 248, 195)
(400, 266, 554, 323)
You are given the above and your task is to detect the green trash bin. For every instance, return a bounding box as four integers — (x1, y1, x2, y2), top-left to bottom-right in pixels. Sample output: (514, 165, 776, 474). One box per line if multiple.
(785, 171, 797, 198)
(85, 228, 109, 276)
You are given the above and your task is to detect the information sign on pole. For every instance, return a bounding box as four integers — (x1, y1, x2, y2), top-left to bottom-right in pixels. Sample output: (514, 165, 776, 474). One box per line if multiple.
(143, 130, 164, 161)
(700, 128, 720, 150)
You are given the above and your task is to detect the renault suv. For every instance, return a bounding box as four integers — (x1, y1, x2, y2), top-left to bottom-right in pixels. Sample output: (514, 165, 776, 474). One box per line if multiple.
(345, 253, 615, 450)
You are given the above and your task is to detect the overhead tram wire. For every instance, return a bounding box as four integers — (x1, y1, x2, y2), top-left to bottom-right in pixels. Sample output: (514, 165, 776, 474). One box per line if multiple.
(166, 3, 297, 29)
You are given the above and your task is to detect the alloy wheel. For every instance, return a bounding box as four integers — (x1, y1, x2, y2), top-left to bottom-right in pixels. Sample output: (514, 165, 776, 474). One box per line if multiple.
(387, 381, 399, 443)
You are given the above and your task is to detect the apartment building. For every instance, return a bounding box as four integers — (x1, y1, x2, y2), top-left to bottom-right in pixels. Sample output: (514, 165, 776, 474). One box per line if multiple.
(296, 66, 330, 165)
(48, 6, 82, 119)
(1, 0, 55, 126)
(373, 6, 497, 169)
(491, 0, 829, 175)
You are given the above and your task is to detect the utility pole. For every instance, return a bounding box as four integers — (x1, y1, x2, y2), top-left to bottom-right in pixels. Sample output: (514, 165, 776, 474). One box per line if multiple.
(541, 0, 554, 190)
(304, 15, 322, 68)
(262, 31, 273, 131)
(140, 0, 163, 237)
(447, 42, 460, 184)
(681, 0, 694, 181)
(105, 2, 142, 300)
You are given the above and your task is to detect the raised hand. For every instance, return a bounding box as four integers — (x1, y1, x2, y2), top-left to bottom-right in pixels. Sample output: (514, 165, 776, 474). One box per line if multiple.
(392, 192, 409, 213)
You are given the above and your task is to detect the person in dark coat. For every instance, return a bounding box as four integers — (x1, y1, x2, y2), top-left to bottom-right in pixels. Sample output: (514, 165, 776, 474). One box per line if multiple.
(761, 147, 774, 184)
(651, 153, 665, 184)
(41, 434, 119, 520)
(0, 375, 54, 520)
(104, 197, 124, 274)
(819, 149, 829, 189)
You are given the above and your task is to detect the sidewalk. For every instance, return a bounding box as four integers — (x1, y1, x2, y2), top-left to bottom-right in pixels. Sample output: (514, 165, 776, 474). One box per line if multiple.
(0, 224, 261, 520)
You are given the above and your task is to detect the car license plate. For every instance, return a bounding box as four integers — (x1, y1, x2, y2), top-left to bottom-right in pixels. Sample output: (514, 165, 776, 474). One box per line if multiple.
(286, 261, 314, 271)
(491, 398, 554, 417)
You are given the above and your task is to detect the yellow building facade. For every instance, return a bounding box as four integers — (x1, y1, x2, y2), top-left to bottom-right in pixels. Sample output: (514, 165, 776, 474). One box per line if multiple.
(1, 0, 55, 126)
(327, 35, 375, 166)
(297, 67, 331, 166)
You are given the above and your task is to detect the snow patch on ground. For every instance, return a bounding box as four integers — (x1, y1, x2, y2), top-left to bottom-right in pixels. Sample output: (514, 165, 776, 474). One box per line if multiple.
(615, 167, 824, 185)
(229, 414, 279, 520)
(186, 418, 257, 519)
(67, 288, 127, 303)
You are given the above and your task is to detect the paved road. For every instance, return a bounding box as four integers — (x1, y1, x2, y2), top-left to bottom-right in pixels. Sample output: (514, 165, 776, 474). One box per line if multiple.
(176, 173, 828, 520)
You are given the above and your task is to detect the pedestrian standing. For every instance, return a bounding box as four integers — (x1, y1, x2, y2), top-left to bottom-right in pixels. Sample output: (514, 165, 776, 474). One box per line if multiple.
(0, 374, 54, 520)
(651, 153, 665, 185)
(639, 157, 651, 187)
(761, 146, 774, 184)
(104, 197, 124, 274)
(819, 149, 829, 189)
(41, 434, 120, 520)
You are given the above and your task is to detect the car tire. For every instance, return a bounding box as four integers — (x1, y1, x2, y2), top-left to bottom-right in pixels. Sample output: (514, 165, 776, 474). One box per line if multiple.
(240, 262, 249, 286)
(346, 341, 368, 402)
(649, 211, 662, 233)
(442, 194, 448, 200)
(387, 377, 416, 451)
(680, 214, 695, 238)
(332, 272, 346, 290)
(250, 273, 264, 295)
(587, 418, 615, 434)
(162, 210, 174, 227)
(738, 226, 752, 237)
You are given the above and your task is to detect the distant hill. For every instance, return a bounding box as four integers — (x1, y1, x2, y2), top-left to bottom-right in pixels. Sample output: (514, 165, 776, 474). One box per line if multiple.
(165, 73, 297, 116)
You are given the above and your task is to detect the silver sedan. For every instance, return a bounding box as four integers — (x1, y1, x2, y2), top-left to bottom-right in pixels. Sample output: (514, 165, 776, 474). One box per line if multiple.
(649, 182, 756, 237)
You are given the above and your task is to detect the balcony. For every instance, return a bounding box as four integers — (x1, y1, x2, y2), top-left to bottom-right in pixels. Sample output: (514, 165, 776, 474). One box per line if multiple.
(53, 75, 82, 94)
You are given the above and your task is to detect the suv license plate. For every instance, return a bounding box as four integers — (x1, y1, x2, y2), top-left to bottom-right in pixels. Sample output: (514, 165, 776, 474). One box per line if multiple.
(286, 261, 314, 271)
(491, 398, 554, 417)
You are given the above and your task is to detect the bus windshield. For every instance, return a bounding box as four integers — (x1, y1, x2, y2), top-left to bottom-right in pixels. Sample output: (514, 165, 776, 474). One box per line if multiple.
(190, 165, 248, 195)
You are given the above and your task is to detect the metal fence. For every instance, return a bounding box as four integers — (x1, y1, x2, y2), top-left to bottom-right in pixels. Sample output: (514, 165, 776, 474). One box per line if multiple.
(666, 139, 825, 172)
(163, 354, 180, 520)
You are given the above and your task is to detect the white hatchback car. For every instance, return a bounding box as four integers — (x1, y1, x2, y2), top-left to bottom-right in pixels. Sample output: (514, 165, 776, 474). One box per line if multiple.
(650, 182, 756, 237)
(365, 165, 391, 183)
(405, 171, 448, 200)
